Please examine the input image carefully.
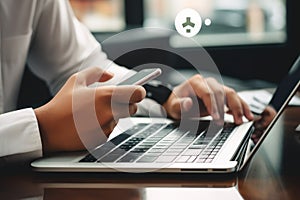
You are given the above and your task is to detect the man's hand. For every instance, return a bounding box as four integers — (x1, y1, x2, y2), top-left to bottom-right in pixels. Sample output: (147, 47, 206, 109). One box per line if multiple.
(34, 67, 146, 154)
(163, 74, 254, 124)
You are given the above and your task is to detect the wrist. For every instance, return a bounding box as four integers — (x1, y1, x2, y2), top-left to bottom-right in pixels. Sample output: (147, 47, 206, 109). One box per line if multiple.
(144, 80, 173, 105)
(162, 95, 172, 116)
(34, 105, 52, 154)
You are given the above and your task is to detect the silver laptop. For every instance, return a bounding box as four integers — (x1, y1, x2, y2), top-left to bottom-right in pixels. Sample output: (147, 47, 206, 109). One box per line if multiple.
(31, 56, 300, 173)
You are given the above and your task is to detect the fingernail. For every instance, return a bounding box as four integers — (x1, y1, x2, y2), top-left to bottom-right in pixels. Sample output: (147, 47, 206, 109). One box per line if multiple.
(237, 118, 243, 124)
(182, 100, 189, 111)
(106, 71, 114, 76)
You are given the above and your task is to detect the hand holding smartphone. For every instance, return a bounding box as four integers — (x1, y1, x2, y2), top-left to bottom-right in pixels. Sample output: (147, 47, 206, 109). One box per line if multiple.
(117, 68, 162, 86)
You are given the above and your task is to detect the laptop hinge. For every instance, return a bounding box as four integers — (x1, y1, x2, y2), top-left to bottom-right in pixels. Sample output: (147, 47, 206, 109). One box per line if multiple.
(231, 126, 255, 168)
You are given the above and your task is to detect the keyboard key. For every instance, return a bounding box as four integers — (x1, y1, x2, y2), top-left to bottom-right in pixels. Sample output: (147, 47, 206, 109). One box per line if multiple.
(182, 149, 202, 156)
(158, 141, 173, 145)
(148, 148, 166, 153)
(137, 156, 157, 163)
(124, 124, 148, 135)
(166, 148, 183, 152)
(199, 154, 209, 159)
(197, 158, 206, 163)
(145, 153, 161, 157)
(97, 148, 126, 162)
(117, 153, 143, 162)
(163, 151, 181, 156)
(109, 133, 131, 145)
(137, 145, 153, 149)
(79, 154, 97, 162)
(155, 156, 176, 163)
(119, 144, 135, 151)
(155, 145, 170, 148)
(98, 153, 121, 162)
(189, 145, 207, 149)
(175, 156, 190, 163)
(130, 148, 149, 153)
(173, 144, 189, 149)
(81, 140, 128, 163)
(187, 156, 197, 163)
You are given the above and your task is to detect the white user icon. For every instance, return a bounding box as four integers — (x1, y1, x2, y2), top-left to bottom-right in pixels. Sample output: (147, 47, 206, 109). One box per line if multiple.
(175, 8, 202, 38)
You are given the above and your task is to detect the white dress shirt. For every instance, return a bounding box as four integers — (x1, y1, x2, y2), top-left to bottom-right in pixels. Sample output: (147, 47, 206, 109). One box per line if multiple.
(0, 0, 163, 162)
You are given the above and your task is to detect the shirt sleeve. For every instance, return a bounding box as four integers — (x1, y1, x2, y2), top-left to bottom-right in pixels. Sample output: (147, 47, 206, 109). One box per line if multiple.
(27, 0, 130, 95)
(0, 109, 42, 160)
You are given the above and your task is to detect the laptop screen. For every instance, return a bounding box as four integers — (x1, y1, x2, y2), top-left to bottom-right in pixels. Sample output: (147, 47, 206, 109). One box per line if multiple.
(243, 55, 300, 165)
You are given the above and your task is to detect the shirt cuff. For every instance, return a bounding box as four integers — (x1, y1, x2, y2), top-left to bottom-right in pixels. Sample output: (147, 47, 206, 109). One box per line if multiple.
(0, 108, 42, 158)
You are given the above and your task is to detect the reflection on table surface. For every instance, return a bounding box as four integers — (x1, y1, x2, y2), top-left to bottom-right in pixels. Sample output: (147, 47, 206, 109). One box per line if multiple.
(0, 107, 299, 200)
(0, 170, 239, 200)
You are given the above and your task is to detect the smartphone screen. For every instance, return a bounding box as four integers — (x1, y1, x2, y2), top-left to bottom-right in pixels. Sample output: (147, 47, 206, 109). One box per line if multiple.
(117, 68, 162, 86)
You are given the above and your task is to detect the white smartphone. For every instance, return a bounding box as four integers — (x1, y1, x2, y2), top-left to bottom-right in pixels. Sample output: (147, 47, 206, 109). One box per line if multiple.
(117, 68, 162, 86)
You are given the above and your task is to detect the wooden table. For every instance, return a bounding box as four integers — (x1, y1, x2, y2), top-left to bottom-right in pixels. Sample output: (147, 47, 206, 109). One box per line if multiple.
(0, 107, 299, 200)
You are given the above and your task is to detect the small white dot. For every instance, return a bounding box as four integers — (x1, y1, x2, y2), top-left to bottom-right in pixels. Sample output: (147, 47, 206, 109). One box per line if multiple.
(204, 18, 211, 26)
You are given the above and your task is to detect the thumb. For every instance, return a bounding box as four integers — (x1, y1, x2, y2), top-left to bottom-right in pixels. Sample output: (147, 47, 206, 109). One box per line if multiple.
(76, 67, 114, 86)
(111, 85, 146, 104)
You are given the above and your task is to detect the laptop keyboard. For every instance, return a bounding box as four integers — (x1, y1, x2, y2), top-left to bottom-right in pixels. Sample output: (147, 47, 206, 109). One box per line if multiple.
(80, 122, 236, 164)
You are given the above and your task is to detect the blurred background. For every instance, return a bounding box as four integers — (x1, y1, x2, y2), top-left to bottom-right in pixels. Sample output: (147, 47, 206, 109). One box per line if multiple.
(19, 0, 299, 108)
(69, 0, 286, 46)
(66, 0, 299, 83)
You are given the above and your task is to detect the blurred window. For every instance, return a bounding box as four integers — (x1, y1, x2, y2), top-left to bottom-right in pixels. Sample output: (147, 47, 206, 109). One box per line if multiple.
(69, 0, 287, 46)
(69, 0, 125, 32)
(144, 0, 286, 47)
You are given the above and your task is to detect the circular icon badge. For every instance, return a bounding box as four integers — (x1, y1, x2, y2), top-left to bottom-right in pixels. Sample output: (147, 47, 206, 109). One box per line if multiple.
(175, 8, 202, 38)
